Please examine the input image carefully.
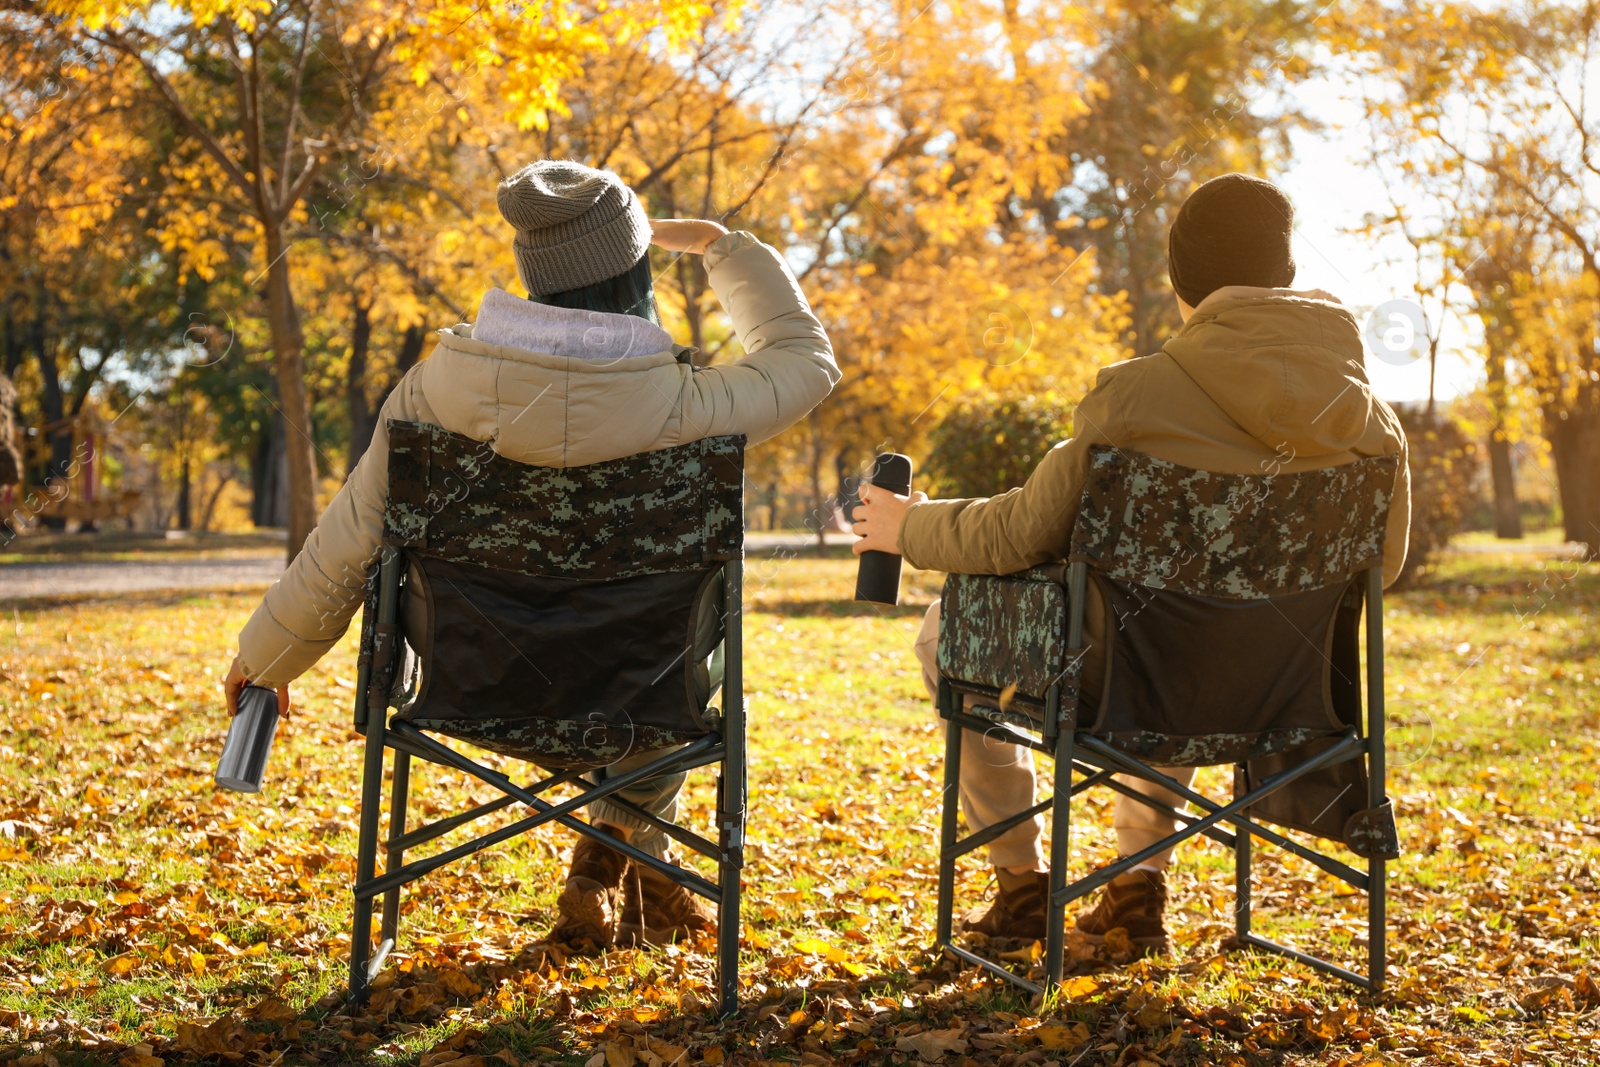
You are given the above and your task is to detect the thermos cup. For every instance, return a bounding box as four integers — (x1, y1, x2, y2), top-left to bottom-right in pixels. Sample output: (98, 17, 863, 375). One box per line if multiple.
(216, 683, 280, 793)
(854, 452, 913, 605)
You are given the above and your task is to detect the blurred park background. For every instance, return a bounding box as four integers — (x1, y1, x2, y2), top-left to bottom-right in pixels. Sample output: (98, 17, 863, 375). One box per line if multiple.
(2, 0, 1598, 575)
(2, 2, 1600, 1066)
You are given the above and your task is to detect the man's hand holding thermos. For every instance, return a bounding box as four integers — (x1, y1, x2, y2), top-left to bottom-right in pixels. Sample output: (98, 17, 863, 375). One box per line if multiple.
(852, 453, 927, 605)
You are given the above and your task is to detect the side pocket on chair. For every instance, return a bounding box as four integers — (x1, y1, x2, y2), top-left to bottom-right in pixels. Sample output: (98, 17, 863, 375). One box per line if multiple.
(686, 566, 726, 722)
(1344, 798, 1401, 860)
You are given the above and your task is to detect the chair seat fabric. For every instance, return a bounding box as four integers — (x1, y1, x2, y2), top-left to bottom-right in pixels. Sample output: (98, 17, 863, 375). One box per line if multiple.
(1088, 574, 1351, 765)
(395, 557, 719, 768)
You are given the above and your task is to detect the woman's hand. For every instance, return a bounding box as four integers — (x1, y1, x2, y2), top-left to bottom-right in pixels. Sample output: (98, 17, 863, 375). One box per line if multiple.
(851, 483, 929, 556)
(650, 219, 730, 255)
(223, 655, 291, 717)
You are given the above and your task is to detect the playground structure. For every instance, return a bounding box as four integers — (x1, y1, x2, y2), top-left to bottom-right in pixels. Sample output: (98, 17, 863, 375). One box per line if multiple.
(2, 402, 142, 532)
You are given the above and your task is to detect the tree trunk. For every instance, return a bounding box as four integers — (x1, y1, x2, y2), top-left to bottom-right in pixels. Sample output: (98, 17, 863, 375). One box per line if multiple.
(31, 320, 72, 529)
(262, 225, 320, 560)
(807, 409, 826, 548)
(674, 254, 708, 360)
(251, 410, 290, 529)
(1487, 432, 1522, 539)
(198, 467, 232, 532)
(346, 302, 375, 477)
(176, 454, 192, 529)
(376, 325, 428, 411)
(1549, 409, 1600, 559)
(1484, 345, 1521, 539)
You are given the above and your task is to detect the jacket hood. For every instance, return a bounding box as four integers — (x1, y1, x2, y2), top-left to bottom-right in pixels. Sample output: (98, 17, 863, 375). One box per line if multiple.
(467, 287, 675, 362)
(1161, 286, 1396, 460)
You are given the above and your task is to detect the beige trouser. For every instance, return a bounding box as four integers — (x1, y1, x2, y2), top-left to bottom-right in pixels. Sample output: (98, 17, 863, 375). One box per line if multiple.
(916, 601, 1197, 871)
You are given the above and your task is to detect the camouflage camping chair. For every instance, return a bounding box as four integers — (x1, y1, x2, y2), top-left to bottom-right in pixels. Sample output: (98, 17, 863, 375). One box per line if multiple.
(934, 446, 1401, 993)
(349, 420, 748, 1015)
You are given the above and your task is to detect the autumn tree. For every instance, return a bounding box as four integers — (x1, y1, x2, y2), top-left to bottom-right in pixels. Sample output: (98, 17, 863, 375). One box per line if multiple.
(25, 0, 721, 560)
(1344, 0, 1600, 557)
(1054, 0, 1324, 352)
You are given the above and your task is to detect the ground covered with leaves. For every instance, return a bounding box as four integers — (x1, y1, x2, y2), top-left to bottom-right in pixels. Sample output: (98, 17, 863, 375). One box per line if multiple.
(0, 547, 1597, 1066)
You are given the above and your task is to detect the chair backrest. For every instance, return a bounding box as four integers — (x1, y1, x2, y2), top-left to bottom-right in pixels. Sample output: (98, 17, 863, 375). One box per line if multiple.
(379, 420, 745, 768)
(1069, 446, 1397, 765)
(1070, 446, 1396, 600)
(383, 420, 744, 578)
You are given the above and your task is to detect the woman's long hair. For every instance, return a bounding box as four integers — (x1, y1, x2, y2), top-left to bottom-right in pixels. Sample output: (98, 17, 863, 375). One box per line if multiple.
(535, 252, 659, 324)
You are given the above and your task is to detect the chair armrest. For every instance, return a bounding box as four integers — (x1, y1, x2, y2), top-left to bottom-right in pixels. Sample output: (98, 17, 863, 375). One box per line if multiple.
(937, 566, 1072, 703)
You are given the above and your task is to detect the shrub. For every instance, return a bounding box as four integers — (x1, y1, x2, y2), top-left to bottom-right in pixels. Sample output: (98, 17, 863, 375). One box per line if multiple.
(924, 392, 1077, 500)
(1392, 406, 1485, 586)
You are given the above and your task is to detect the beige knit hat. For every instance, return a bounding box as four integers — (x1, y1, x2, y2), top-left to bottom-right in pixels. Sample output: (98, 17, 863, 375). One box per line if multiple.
(496, 160, 652, 297)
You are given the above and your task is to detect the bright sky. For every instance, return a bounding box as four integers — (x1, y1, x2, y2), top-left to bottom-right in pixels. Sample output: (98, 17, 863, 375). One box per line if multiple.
(1277, 84, 1482, 406)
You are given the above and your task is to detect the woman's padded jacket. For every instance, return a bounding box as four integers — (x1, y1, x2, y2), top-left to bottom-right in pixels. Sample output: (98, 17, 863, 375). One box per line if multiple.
(236, 231, 838, 687)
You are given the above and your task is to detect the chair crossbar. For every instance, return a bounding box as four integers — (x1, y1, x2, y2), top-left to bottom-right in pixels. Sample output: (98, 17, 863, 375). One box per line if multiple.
(951, 798, 1054, 860)
(599, 795, 723, 861)
(390, 793, 518, 854)
(1055, 733, 1367, 908)
(1237, 932, 1375, 990)
(942, 710, 1241, 851)
(1062, 762, 1239, 851)
(1075, 735, 1371, 889)
(390, 721, 719, 830)
(358, 725, 724, 902)
(388, 766, 589, 853)
(945, 941, 1046, 996)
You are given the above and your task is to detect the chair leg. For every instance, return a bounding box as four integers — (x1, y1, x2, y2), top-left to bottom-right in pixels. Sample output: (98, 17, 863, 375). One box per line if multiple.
(1044, 729, 1072, 988)
(715, 705, 746, 1018)
(381, 751, 412, 945)
(1369, 856, 1386, 991)
(936, 688, 962, 950)
(1234, 764, 1251, 940)
(349, 712, 388, 1004)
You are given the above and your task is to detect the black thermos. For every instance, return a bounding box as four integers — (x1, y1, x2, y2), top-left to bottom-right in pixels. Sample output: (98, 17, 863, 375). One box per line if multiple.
(854, 453, 913, 605)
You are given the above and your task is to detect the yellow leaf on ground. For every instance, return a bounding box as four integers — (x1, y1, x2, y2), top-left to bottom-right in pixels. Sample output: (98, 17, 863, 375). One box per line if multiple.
(999, 940, 1041, 963)
(1036, 1022, 1090, 1049)
(99, 952, 139, 977)
(440, 969, 483, 998)
(1057, 974, 1099, 998)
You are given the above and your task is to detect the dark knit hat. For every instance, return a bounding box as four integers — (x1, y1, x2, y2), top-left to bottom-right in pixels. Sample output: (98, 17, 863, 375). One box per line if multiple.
(496, 160, 652, 297)
(1167, 173, 1296, 307)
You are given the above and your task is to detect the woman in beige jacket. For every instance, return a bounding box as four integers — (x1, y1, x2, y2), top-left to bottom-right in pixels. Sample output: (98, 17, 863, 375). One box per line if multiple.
(222, 160, 838, 949)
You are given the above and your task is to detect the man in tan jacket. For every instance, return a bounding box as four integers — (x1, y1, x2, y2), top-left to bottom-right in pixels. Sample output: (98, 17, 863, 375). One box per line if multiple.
(853, 174, 1409, 949)
(224, 160, 838, 950)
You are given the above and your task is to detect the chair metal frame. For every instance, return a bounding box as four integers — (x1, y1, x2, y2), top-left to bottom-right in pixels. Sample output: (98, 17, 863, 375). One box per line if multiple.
(935, 558, 1389, 996)
(348, 544, 747, 1017)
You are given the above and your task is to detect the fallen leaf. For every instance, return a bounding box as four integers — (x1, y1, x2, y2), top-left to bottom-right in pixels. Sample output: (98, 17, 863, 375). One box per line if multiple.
(439, 968, 483, 999)
(999, 940, 1041, 963)
(895, 1029, 969, 1061)
(99, 952, 139, 977)
(1056, 974, 1098, 998)
(1035, 1022, 1090, 1049)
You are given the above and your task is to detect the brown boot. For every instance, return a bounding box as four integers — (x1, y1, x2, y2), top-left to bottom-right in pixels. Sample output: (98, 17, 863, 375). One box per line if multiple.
(959, 868, 1050, 941)
(549, 824, 629, 950)
(616, 852, 717, 947)
(1073, 867, 1169, 953)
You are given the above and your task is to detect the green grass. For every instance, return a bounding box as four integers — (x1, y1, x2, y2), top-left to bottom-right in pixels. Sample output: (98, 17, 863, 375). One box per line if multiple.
(0, 547, 1596, 1065)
